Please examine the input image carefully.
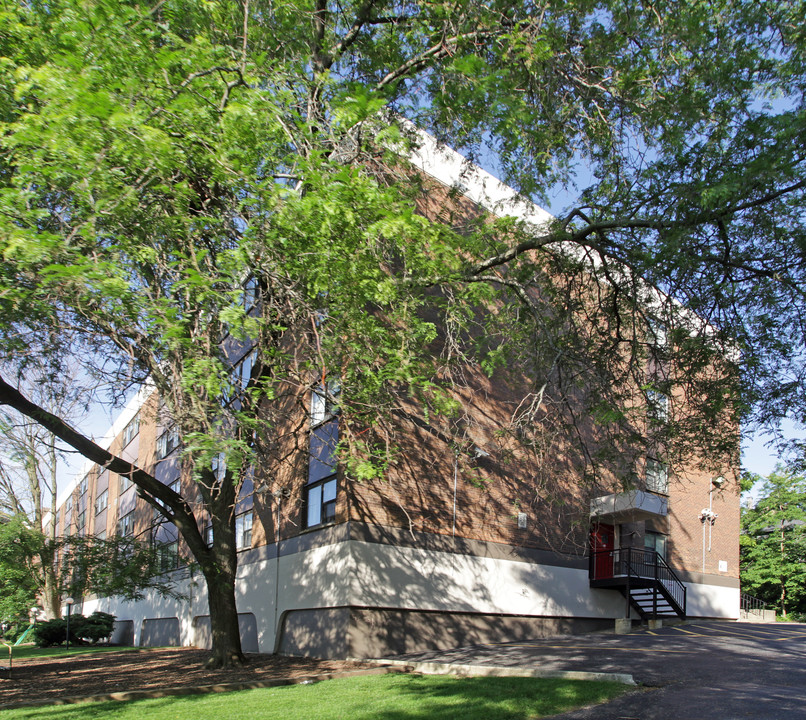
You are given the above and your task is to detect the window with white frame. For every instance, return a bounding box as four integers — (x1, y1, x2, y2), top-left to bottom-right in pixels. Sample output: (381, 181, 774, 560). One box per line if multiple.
(235, 511, 253, 550)
(153, 479, 180, 521)
(118, 511, 135, 537)
(310, 379, 340, 426)
(211, 452, 226, 482)
(78, 475, 88, 496)
(158, 540, 179, 572)
(306, 376, 340, 528)
(243, 276, 259, 313)
(156, 427, 180, 459)
(75, 509, 86, 535)
(647, 390, 669, 422)
(95, 489, 108, 515)
(644, 531, 667, 560)
(120, 474, 133, 494)
(648, 319, 668, 350)
(233, 348, 257, 393)
(122, 414, 140, 446)
(205, 524, 213, 547)
(646, 457, 669, 494)
(305, 476, 337, 528)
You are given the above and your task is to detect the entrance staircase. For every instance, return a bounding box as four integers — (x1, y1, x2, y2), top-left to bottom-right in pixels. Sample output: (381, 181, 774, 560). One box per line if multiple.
(589, 547, 687, 621)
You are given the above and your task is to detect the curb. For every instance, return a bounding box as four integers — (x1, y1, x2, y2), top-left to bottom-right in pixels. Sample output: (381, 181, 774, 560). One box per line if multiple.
(354, 658, 636, 686)
(0, 666, 402, 710)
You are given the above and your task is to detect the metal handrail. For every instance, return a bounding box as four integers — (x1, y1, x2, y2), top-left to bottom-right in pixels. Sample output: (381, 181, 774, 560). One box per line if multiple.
(740, 592, 768, 613)
(590, 546, 687, 615)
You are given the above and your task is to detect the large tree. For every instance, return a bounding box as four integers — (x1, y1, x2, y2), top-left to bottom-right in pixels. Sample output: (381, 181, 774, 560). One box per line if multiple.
(0, 0, 802, 666)
(741, 467, 806, 617)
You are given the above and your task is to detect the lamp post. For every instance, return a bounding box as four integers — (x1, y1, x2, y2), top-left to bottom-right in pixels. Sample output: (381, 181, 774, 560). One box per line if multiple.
(64, 598, 74, 651)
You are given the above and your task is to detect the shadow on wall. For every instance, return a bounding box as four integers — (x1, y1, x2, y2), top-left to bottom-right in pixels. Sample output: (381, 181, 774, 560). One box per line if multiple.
(111, 619, 134, 646)
(141, 617, 180, 647)
(278, 607, 350, 659)
(192, 612, 259, 653)
(272, 526, 614, 658)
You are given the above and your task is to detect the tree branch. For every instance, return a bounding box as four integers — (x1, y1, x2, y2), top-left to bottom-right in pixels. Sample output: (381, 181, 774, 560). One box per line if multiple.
(0, 374, 210, 562)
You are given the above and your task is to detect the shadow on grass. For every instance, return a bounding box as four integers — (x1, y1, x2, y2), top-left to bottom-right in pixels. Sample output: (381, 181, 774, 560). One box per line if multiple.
(3, 674, 631, 720)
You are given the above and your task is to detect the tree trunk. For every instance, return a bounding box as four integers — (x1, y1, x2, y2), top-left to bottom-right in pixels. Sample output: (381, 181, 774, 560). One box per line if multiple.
(41, 436, 61, 619)
(204, 570, 245, 668)
(40, 550, 61, 620)
(201, 544, 245, 668)
(780, 519, 787, 617)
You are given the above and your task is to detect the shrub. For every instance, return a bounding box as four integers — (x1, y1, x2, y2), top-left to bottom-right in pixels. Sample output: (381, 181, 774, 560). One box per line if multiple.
(80, 611, 116, 644)
(33, 611, 117, 647)
(33, 617, 71, 647)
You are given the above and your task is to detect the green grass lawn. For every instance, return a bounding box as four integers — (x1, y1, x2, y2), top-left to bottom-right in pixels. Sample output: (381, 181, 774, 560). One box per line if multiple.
(0, 673, 631, 720)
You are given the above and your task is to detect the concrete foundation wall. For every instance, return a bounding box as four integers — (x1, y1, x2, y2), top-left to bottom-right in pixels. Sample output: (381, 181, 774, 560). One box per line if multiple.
(86, 524, 741, 657)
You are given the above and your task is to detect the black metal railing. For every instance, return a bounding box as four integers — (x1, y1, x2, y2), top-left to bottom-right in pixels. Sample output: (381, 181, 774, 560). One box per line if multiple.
(589, 546, 687, 616)
(740, 592, 768, 613)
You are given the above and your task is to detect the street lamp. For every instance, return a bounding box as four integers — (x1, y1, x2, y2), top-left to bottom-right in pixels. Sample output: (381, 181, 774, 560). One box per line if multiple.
(64, 598, 74, 651)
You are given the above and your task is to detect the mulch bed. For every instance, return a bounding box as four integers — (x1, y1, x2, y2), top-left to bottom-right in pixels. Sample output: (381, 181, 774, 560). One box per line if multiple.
(0, 648, 371, 709)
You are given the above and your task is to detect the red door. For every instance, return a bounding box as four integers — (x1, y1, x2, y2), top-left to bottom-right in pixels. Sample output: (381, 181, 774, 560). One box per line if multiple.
(590, 523, 615, 579)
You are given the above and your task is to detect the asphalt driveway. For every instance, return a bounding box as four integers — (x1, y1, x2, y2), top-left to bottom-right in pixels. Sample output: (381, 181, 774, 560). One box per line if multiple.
(388, 621, 806, 719)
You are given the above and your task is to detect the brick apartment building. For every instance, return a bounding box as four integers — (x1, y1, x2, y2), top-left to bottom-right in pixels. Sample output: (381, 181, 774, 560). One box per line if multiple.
(52, 134, 741, 658)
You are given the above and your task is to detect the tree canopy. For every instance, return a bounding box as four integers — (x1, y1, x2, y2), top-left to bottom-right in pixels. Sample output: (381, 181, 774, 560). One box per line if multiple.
(0, 0, 803, 665)
(741, 466, 806, 617)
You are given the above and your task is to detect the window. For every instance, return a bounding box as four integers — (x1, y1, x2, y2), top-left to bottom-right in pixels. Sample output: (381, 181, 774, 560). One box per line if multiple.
(122, 414, 140, 446)
(211, 453, 226, 482)
(226, 348, 257, 402)
(65, 496, 73, 514)
(158, 541, 179, 572)
(157, 428, 180, 459)
(118, 511, 135, 537)
(205, 524, 214, 547)
(96, 529, 106, 541)
(647, 390, 669, 423)
(95, 489, 108, 515)
(243, 276, 259, 313)
(648, 319, 668, 350)
(235, 512, 253, 550)
(153, 479, 179, 520)
(305, 476, 337, 528)
(646, 458, 669, 494)
(120, 474, 133, 494)
(75, 509, 86, 535)
(645, 531, 667, 560)
(310, 379, 340, 426)
(78, 475, 88, 497)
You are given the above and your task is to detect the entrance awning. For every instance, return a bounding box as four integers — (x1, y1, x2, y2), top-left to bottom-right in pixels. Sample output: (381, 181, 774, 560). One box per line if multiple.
(590, 490, 668, 522)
